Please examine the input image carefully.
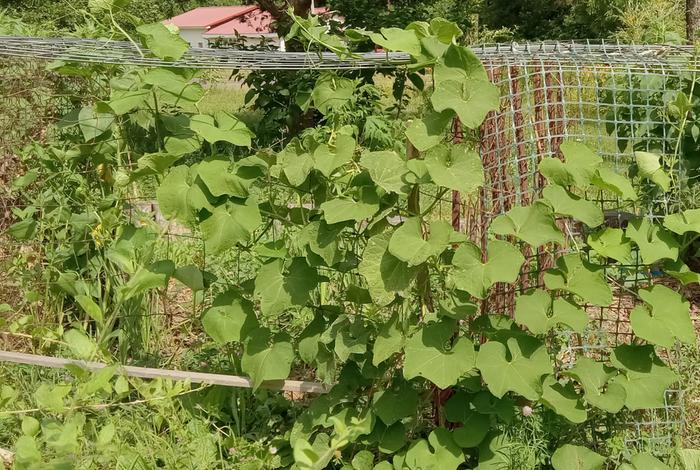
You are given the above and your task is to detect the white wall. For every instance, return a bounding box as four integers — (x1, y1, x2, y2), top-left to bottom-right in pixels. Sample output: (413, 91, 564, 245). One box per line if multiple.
(179, 28, 207, 48)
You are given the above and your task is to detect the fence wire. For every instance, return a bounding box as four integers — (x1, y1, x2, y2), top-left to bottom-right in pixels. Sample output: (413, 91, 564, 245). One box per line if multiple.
(2, 40, 699, 454)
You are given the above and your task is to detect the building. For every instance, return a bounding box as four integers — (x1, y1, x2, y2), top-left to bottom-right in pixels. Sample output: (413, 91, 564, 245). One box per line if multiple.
(164, 4, 330, 51)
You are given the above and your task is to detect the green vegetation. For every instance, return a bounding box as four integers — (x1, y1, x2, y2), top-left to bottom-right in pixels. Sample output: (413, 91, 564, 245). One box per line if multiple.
(2, 2, 700, 470)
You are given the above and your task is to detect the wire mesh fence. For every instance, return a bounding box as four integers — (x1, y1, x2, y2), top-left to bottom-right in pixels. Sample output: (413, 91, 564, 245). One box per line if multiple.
(1, 39, 699, 454)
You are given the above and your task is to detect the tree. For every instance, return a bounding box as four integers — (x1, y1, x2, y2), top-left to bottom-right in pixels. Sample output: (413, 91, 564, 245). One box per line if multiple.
(256, 0, 312, 35)
(688, 0, 700, 40)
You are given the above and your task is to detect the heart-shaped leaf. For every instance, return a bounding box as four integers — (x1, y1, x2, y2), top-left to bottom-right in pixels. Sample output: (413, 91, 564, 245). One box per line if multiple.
(630, 284, 695, 348)
(543, 254, 612, 306)
(552, 444, 605, 470)
(564, 357, 625, 413)
(625, 218, 679, 265)
(490, 202, 564, 247)
(424, 144, 485, 195)
(448, 240, 524, 299)
(514, 289, 588, 335)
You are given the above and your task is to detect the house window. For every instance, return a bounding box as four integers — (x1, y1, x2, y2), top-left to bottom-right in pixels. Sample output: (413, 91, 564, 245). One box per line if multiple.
(198, 42, 203, 48)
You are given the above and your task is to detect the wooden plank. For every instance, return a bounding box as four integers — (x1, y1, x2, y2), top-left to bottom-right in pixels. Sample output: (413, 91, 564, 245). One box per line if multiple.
(0, 350, 328, 394)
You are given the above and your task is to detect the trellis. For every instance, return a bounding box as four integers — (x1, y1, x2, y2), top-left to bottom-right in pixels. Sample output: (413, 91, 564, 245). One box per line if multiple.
(1, 37, 698, 454)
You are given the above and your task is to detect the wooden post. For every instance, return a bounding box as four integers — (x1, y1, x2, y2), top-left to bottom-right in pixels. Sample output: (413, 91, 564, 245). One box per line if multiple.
(688, 0, 700, 41)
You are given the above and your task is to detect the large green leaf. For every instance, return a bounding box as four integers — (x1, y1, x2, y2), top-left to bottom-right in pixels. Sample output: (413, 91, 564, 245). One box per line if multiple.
(200, 199, 261, 255)
(541, 185, 604, 227)
(621, 453, 672, 470)
(551, 445, 605, 470)
(201, 294, 258, 344)
(591, 167, 638, 201)
(609, 344, 678, 411)
(587, 227, 634, 264)
(359, 233, 419, 306)
(490, 202, 564, 247)
(433, 44, 489, 86)
(107, 88, 149, 115)
(196, 158, 259, 198)
(403, 428, 464, 470)
(540, 376, 587, 424)
(630, 284, 695, 348)
(360, 150, 411, 194)
(373, 313, 405, 365)
(664, 208, 700, 235)
(405, 110, 453, 152)
(190, 112, 253, 147)
(514, 289, 588, 335)
(241, 327, 294, 390)
(625, 218, 679, 265)
(144, 69, 203, 108)
(372, 382, 419, 425)
(369, 28, 422, 55)
(565, 357, 626, 413)
(297, 220, 345, 266)
(320, 187, 380, 224)
(431, 80, 500, 129)
(663, 259, 700, 285)
(475, 335, 552, 400)
(423, 144, 485, 195)
(635, 151, 670, 191)
(543, 254, 612, 306)
(443, 392, 490, 448)
(403, 320, 476, 389)
(475, 432, 510, 470)
(118, 260, 175, 301)
(156, 165, 203, 223)
(389, 218, 452, 266)
(254, 258, 321, 317)
(313, 133, 355, 178)
(311, 72, 356, 115)
(78, 105, 114, 141)
(539, 141, 602, 189)
(448, 240, 524, 299)
(137, 22, 189, 60)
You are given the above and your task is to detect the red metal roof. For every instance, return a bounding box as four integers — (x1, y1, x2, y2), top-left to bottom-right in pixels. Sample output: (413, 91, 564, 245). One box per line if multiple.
(164, 6, 258, 29)
(204, 7, 331, 37)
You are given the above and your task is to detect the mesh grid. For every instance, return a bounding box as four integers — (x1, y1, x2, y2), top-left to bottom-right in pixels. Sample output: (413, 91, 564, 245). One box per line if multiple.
(1, 40, 698, 454)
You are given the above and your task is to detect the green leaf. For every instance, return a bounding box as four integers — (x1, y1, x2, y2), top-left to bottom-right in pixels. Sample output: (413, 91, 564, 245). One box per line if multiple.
(490, 202, 564, 247)
(624, 453, 672, 470)
(514, 289, 588, 335)
(352, 450, 374, 470)
(241, 328, 294, 390)
(676, 448, 700, 470)
(551, 444, 605, 470)
(587, 228, 634, 263)
(448, 240, 524, 299)
(107, 88, 149, 115)
(313, 133, 355, 177)
(429, 18, 463, 43)
(75, 295, 103, 326)
(663, 259, 700, 285)
(564, 357, 626, 413)
(202, 295, 258, 344)
(311, 72, 356, 115)
(403, 320, 476, 389)
(254, 258, 321, 317)
(434, 44, 489, 85)
(298, 220, 345, 267)
(14, 435, 41, 466)
(539, 141, 602, 189)
(8, 218, 37, 241)
(197, 158, 258, 198)
(389, 218, 452, 266)
(404, 428, 464, 470)
(137, 22, 189, 60)
(190, 112, 253, 147)
(373, 382, 419, 425)
(443, 392, 490, 448)
(360, 150, 411, 194)
(156, 165, 210, 223)
(630, 284, 695, 348)
(543, 254, 612, 306)
(476, 335, 552, 400)
(359, 233, 419, 306)
(119, 260, 175, 300)
(320, 188, 380, 224)
(173, 265, 205, 291)
(625, 218, 679, 265)
(475, 432, 510, 470)
(424, 144, 485, 194)
(431, 80, 499, 129)
(542, 185, 604, 227)
(664, 208, 700, 235)
(591, 167, 638, 201)
(369, 28, 421, 55)
(144, 69, 203, 108)
(34, 383, 71, 411)
(201, 199, 261, 255)
(78, 105, 114, 141)
(63, 329, 97, 359)
(405, 110, 453, 152)
(373, 313, 405, 365)
(609, 344, 678, 410)
(21, 416, 40, 437)
(635, 151, 670, 191)
(540, 376, 587, 423)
